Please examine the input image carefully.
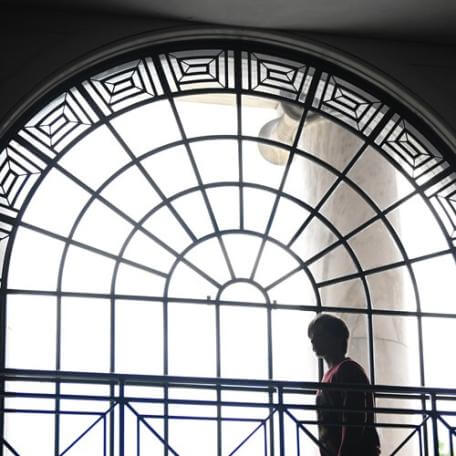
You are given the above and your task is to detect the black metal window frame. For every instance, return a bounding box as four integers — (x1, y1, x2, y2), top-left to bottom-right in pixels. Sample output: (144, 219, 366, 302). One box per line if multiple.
(0, 38, 455, 455)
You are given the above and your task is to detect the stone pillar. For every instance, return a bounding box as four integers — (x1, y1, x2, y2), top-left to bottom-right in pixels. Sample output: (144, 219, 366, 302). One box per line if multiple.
(299, 115, 417, 456)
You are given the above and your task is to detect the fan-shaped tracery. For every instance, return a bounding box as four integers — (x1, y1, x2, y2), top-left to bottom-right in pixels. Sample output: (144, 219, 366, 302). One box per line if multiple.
(2, 42, 456, 455)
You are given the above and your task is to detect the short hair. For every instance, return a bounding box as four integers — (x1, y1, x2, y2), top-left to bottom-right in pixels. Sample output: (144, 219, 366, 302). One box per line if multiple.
(307, 314, 350, 353)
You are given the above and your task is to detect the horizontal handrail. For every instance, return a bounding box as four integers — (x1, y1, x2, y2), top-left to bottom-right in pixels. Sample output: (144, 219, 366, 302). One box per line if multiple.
(3, 368, 456, 397)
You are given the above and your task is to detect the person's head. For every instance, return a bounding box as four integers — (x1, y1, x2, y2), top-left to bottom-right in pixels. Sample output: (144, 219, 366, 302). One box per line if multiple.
(307, 314, 349, 360)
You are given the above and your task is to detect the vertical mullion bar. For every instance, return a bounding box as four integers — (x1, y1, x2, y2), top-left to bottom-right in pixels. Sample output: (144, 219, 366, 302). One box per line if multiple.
(215, 294, 222, 456)
(235, 49, 244, 231)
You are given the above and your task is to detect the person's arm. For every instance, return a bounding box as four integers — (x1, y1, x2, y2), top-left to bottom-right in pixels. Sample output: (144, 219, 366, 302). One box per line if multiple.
(335, 363, 370, 456)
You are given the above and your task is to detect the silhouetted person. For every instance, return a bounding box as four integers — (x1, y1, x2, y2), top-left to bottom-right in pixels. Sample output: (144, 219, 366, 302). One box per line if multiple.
(308, 314, 381, 456)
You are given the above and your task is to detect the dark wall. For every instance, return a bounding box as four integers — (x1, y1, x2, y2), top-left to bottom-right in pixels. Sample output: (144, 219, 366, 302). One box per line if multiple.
(2, 6, 456, 151)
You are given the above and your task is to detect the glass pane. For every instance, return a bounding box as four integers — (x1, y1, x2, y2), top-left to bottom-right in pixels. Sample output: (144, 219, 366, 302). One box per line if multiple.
(242, 95, 303, 147)
(348, 219, 403, 270)
(373, 315, 421, 386)
(423, 318, 456, 387)
(110, 100, 181, 156)
(167, 261, 219, 300)
(73, 199, 133, 255)
(368, 266, 416, 311)
(184, 237, 232, 285)
(123, 230, 176, 274)
(114, 263, 166, 297)
(143, 206, 193, 253)
(175, 93, 237, 138)
(254, 240, 300, 286)
(220, 307, 268, 379)
(61, 297, 110, 372)
(268, 269, 317, 306)
(319, 278, 367, 309)
(141, 145, 198, 198)
(243, 187, 275, 234)
(412, 253, 456, 313)
(283, 152, 337, 208)
(6, 295, 56, 369)
(272, 309, 317, 380)
(207, 187, 240, 231)
(347, 146, 414, 210)
(299, 115, 364, 172)
(100, 165, 162, 221)
(8, 226, 64, 290)
(22, 167, 91, 236)
(309, 244, 357, 283)
(242, 140, 288, 191)
(62, 245, 115, 293)
(115, 300, 163, 374)
(289, 216, 338, 262)
(222, 233, 262, 279)
(171, 190, 214, 239)
(387, 194, 448, 258)
(320, 182, 376, 236)
(168, 303, 216, 377)
(58, 124, 130, 190)
(191, 139, 238, 184)
(270, 197, 310, 245)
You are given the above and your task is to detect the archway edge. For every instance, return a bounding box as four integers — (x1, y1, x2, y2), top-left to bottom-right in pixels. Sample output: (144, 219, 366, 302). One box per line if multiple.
(1, 25, 456, 158)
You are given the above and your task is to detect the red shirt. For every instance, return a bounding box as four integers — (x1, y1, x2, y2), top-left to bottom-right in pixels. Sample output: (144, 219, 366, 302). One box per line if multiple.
(316, 358, 381, 456)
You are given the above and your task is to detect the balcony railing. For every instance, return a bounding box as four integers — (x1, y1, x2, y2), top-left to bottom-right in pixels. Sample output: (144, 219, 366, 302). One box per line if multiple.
(1, 369, 455, 456)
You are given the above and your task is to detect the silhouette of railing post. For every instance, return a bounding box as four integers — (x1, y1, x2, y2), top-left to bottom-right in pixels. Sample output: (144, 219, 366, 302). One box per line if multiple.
(430, 393, 439, 456)
(278, 385, 285, 456)
(119, 380, 125, 456)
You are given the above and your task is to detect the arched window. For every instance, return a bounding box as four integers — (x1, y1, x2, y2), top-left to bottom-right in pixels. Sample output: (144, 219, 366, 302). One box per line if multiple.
(1, 38, 455, 455)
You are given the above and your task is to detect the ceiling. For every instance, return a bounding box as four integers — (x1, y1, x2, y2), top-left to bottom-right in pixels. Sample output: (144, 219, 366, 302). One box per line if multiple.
(8, 0, 456, 43)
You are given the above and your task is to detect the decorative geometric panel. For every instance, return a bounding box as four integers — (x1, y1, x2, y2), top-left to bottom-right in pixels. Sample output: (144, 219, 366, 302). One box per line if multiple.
(242, 51, 314, 101)
(83, 58, 163, 115)
(312, 73, 387, 135)
(160, 49, 235, 92)
(375, 114, 448, 186)
(18, 88, 98, 157)
(426, 172, 456, 245)
(0, 140, 45, 216)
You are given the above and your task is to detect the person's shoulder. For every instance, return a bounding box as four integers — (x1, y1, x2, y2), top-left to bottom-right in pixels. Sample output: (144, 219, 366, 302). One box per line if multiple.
(334, 358, 370, 383)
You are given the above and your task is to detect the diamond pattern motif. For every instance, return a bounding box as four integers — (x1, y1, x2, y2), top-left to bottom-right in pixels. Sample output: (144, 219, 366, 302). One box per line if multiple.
(160, 49, 235, 92)
(375, 115, 447, 186)
(242, 51, 313, 101)
(19, 88, 98, 156)
(312, 73, 387, 134)
(84, 58, 163, 114)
